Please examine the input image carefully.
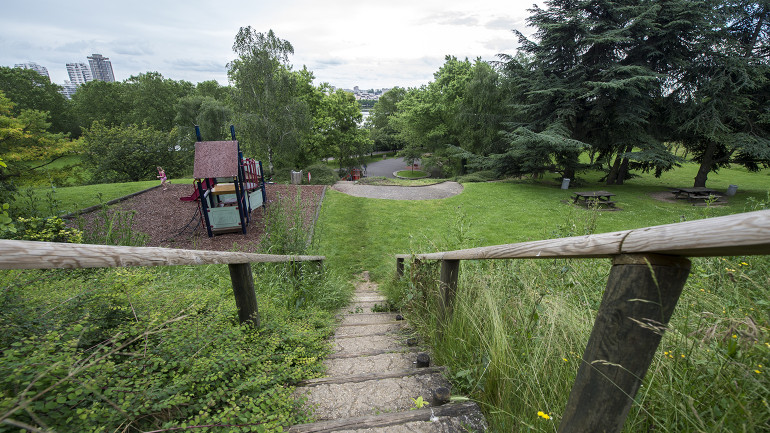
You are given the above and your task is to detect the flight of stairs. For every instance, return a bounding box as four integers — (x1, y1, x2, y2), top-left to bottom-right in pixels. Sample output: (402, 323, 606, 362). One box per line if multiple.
(289, 272, 487, 432)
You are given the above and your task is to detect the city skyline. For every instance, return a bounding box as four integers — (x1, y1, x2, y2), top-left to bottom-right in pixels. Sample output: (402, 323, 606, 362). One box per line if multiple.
(0, 0, 534, 90)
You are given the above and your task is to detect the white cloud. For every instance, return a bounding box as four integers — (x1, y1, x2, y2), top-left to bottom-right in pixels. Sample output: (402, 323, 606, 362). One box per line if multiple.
(0, 0, 534, 89)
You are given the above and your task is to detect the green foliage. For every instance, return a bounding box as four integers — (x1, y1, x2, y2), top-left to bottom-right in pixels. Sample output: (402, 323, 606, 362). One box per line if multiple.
(302, 163, 338, 185)
(124, 72, 195, 131)
(81, 122, 188, 183)
(456, 170, 498, 183)
(70, 80, 129, 128)
(312, 88, 372, 170)
(229, 27, 313, 173)
(260, 189, 310, 255)
(0, 66, 77, 136)
(368, 87, 407, 151)
(0, 216, 82, 243)
(76, 203, 149, 247)
(387, 209, 769, 431)
(0, 262, 348, 432)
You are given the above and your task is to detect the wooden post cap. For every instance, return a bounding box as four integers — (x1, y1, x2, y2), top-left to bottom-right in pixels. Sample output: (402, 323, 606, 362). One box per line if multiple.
(432, 387, 451, 406)
(416, 353, 431, 367)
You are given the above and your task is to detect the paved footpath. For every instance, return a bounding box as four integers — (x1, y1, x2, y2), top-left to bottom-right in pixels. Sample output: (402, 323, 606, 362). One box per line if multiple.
(332, 181, 464, 200)
(364, 157, 412, 178)
(289, 272, 487, 432)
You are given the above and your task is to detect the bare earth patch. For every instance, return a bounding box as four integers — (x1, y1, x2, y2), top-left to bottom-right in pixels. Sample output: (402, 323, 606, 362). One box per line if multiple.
(71, 183, 325, 252)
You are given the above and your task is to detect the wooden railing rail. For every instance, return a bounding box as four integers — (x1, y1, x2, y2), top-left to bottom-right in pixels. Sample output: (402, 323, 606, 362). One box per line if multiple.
(394, 210, 770, 433)
(0, 240, 325, 328)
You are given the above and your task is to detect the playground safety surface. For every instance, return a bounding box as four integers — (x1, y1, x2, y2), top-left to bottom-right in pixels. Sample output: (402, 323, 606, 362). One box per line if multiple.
(72, 183, 325, 253)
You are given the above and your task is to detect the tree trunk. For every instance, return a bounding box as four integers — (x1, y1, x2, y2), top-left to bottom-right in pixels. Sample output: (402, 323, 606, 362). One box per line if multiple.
(616, 154, 631, 185)
(606, 145, 632, 185)
(693, 141, 717, 187)
(606, 154, 622, 185)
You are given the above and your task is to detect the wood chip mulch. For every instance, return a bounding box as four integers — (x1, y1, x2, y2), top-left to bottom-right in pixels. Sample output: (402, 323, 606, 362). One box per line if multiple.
(70, 183, 326, 252)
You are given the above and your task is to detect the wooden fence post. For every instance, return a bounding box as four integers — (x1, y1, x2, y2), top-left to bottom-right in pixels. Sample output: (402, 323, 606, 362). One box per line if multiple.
(558, 254, 690, 433)
(396, 257, 405, 278)
(228, 263, 259, 327)
(438, 259, 460, 329)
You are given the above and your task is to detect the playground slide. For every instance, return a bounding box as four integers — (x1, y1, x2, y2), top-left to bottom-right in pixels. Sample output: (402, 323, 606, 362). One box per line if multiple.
(180, 187, 199, 202)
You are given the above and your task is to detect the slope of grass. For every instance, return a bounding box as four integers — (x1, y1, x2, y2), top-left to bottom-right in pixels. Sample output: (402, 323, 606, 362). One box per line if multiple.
(312, 163, 770, 432)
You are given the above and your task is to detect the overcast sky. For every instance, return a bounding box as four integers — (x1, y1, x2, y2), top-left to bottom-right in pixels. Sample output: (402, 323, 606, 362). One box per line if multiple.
(0, 0, 535, 90)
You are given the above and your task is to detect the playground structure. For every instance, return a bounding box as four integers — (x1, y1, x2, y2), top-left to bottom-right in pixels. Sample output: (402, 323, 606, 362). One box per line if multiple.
(187, 126, 267, 237)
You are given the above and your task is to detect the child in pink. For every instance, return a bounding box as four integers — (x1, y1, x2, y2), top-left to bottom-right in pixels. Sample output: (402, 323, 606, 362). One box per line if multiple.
(157, 166, 169, 190)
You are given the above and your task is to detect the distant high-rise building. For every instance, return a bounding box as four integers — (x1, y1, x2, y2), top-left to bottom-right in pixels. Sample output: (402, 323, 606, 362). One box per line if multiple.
(87, 53, 115, 82)
(14, 62, 50, 81)
(59, 81, 79, 99)
(66, 62, 93, 85)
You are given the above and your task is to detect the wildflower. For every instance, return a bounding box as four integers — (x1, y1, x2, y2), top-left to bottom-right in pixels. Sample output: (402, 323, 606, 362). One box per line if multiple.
(562, 358, 568, 362)
(681, 354, 685, 358)
(755, 370, 762, 374)
(732, 334, 738, 339)
(741, 262, 748, 266)
(537, 411, 551, 420)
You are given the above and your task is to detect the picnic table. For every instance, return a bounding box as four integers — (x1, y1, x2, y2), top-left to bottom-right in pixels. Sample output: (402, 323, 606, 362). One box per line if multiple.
(572, 191, 616, 208)
(671, 187, 718, 200)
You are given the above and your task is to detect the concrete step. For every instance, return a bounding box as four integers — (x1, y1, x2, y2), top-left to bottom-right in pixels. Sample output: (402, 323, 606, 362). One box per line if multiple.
(287, 401, 487, 432)
(337, 312, 400, 326)
(325, 351, 418, 376)
(295, 368, 450, 421)
(334, 322, 403, 338)
(332, 334, 403, 354)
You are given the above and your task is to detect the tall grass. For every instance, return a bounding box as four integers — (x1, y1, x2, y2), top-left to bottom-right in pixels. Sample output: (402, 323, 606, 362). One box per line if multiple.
(384, 209, 770, 432)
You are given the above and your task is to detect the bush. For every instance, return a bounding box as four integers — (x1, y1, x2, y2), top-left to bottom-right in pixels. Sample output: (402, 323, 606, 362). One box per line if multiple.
(303, 163, 338, 185)
(1, 216, 82, 243)
(82, 122, 189, 184)
(456, 170, 498, 183)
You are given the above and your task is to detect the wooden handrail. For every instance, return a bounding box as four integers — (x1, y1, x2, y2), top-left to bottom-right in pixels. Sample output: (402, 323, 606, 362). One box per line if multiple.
(0, 240, 325, 270)
(394, 210, 770, 433)
(0, 240, 325, 328)
(396, 209, 770, 261)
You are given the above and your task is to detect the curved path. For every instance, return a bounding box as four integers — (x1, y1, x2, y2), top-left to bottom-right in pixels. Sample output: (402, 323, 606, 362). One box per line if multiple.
(332, 180, 463, 200)
(364, 156, 410, 178)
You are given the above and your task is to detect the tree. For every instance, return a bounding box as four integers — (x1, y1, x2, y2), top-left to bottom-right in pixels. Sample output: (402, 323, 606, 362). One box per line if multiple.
(672, 0, 770, 186)
(0, 67, 76, 136)
(368, 87, 407, 151)
(0, 91, 79, 209)
(123, 72, 194, 131)
(314, 88, 371, 170)
(195, 80, 230, 101)
(174, 95, 233, 141)
(228, 27, 312, 172)
(70, 80, 129, 129)
(81, 122, 185, 183)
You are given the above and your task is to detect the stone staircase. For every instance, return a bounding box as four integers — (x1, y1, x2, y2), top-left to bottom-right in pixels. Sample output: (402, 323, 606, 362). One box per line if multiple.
(289, 273, 487, 432)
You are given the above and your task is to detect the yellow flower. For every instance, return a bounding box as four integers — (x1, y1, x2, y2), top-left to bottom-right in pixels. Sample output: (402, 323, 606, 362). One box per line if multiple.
(562, 358, 568, 362)
(755, 370, 762, 374)
(741, 262, 748, 266)
(732, 334, 738, 339)
(537, 411, 551, 420)
(681, 354, 685, 358)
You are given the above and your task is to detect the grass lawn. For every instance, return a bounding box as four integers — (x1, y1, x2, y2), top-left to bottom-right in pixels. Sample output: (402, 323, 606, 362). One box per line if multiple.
(395, 169, 428, 178)
(313, 161, 769, 281)
(20, 178, 195, 216)
(311, 161, 770, 432)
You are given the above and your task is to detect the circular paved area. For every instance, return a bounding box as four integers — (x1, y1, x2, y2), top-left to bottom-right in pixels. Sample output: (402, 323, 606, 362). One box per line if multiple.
(331, 181, 464, 200)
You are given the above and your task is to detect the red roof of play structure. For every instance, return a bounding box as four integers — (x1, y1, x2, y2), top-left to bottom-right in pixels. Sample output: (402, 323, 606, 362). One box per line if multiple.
(193, 141, 239, 179)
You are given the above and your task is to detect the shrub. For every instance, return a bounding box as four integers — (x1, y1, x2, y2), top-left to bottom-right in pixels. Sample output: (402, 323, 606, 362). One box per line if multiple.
(303, 163, 338, 185)
(456, 170, 498, 183)
(1, 216, 82, 243)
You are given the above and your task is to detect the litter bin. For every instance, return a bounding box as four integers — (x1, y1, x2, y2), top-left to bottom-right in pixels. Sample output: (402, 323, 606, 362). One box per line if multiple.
(726, 184, 738, 196)
(290, 170, 303, 185)
(561, 178, 571, 190)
